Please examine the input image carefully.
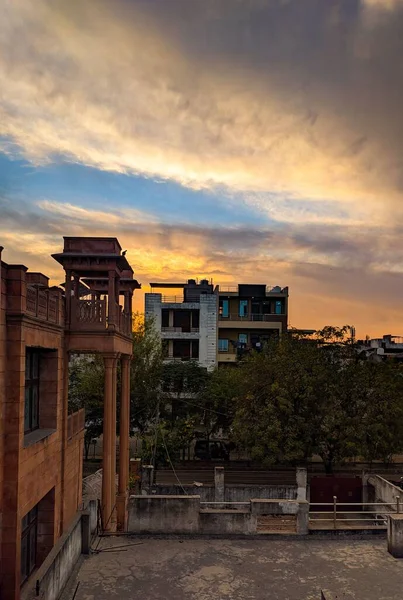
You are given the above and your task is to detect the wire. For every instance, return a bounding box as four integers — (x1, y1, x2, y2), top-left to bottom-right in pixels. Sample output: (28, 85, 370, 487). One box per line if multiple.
(160, 427, 187, 495)
(177, 397, 229, 417)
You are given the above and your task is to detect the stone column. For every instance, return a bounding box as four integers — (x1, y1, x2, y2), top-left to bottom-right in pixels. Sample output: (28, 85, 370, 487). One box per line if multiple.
(214, 466, 225, 504)
(388, 515, 403, 557)
(117, 355, 131, 531)
(65, 269, 72, 324)
(296, 467, 307, 501)
(107, 269, 116, 329)
(110, 355, 118, 529)
(102, 355, 114, 531)
(73, 274, 80, 298)
(141, 465, 154, 494)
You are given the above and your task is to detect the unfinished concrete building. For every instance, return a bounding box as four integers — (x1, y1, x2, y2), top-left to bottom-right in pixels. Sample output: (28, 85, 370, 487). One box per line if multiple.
(145, 279, 218, 371)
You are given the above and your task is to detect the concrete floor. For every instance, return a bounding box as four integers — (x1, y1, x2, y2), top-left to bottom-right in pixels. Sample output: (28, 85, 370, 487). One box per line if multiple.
(62, 537, 403, 600)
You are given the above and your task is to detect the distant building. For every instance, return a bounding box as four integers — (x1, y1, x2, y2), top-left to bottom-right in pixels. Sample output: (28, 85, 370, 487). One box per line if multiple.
(215, 283, 289, 365)
(357, 334, 403, 362)
(145, 280, 289, 368)
(145, 279, 218, 371)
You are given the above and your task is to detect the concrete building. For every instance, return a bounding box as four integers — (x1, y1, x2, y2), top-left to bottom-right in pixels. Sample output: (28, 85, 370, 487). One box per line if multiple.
(145, 279, 218, 371)
(0, 237, 139, 599)
(357, 334, 403, 362)
(215, 283, 288, 365)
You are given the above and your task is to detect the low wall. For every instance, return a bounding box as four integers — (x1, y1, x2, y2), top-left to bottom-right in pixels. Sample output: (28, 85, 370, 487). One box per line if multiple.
(129, 496, 201, 534)
(152, 484, 297, 502)
(22, 513, 87, 600)
(129, 495, 308, 535)
(200, 509, 257, 535)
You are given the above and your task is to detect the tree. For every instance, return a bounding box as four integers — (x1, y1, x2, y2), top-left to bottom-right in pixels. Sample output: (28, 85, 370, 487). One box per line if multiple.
(231, 328, 403, 473)
(130, 314, 163, 433)
(68, 355, 105, 460)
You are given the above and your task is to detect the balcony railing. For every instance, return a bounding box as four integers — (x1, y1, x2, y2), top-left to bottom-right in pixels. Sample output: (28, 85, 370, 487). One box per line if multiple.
(70, 298, 132, 337)
(161, 327, 199, 333)
(26, 286, 63, 325)
(218, 285, 284, 293)
(219, 313, 285, 321)
(161, 295, 185, 303)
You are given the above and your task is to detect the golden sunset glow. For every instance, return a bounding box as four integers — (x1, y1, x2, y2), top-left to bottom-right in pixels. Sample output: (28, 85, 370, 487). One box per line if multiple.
(1, 0, 403, 337)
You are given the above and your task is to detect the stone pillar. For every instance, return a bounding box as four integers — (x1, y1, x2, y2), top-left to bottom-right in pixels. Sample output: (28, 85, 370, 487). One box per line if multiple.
(107, 269, 116, 329)
(110, 355, 118, 529)
(117, 355, 131, 531)
(296, 501, 309, 535)
(73, 274, 80, 298)
(102, 355, 114, 531)
(169, 310, 174, 328)
(65, 269, 72, 324)
(141, 465, 154, 494)
(214, 466, 225, 503)
(388, 515, 403, 557)
(296, 467, 307, 501)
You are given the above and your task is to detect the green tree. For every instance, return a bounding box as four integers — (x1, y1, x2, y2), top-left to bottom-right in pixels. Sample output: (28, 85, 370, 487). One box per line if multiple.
(130, 314, 163, 433)
(232, 328, 403, 473)
(68, 355, 105, 460)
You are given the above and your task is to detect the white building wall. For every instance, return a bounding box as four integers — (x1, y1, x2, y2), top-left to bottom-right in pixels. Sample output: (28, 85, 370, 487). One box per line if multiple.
(145, 293, 162, 331)
(199, 294, 218, 371)
(144, 292, 218, 371)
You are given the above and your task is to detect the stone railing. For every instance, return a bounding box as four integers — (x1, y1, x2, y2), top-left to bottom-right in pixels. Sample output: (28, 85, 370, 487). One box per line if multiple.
(69, 298, 132, 337)
(26, 286, 64, 325)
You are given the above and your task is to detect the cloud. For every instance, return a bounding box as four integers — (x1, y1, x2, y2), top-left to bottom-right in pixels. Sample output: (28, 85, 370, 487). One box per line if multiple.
(1, 0, 403, 222)
(2, 196, 403, 336)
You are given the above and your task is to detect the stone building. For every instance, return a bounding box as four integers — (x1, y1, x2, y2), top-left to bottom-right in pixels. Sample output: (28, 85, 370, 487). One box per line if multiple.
(0, 237, 139, 600)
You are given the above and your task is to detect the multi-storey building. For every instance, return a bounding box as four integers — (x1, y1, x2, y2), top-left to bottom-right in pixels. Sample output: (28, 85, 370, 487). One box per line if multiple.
(0, 237, 139, 599)
(145, 279, 218, 371)
(215, 283, 288, 365)
(145, 280, 288, 368)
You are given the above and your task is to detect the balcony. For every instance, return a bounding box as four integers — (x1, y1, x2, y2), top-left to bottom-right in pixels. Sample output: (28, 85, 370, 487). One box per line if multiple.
(219, 313, 285, 321)
(70, 298, 132, 337)
(218, 352, 237, 363)
(161, 326, 199, 336)
(26, 286, 64, 326)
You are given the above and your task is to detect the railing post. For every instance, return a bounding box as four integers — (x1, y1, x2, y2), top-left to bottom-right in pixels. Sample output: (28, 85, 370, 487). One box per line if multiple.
(397, 496, 400, 514)
(333, 496, 337, 530)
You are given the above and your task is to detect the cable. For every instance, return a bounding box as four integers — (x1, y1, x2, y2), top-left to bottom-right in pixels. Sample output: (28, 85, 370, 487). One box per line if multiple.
(176, 397, 229, 417)
(160, 427, 187, 495)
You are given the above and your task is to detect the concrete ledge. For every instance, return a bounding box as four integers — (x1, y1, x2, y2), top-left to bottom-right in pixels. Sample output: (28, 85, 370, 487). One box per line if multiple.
(21, 513, 83, 600)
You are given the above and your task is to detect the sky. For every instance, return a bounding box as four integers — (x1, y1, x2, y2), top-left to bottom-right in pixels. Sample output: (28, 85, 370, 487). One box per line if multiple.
(1, 0, 403, 336)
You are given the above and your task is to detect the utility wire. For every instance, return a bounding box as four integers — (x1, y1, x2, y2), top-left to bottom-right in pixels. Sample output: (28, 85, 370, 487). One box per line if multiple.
(160, 427, 187, 495)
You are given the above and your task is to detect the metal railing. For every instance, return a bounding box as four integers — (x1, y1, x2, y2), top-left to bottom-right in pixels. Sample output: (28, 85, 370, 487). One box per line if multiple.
(309, 495, 401, 530)
(162, 295, 184, 303)
(219, 313, 285, 321)
(161, 327, 200, 333)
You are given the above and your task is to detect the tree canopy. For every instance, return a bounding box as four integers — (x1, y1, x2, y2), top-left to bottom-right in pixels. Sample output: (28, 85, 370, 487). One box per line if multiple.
(231, 327, 403, 472)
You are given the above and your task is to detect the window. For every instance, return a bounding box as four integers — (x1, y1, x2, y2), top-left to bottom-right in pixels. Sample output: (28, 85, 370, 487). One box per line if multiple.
(219, 298, 229, 318)
(21, 506, 38, 585)
(238, 333, 248, 344)
(239, 300, 248, 317)
(275, 300, 283, 315)
(218, 339, 229, 352)
(25, 349, 40, 434)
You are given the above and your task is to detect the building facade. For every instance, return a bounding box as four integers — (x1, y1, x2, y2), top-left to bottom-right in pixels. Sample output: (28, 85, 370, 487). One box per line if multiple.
(0, 237, 138, 600)
(145, 279, 218, 371)
(145, 280, 289, 368)
(216, 283, 289, 364)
